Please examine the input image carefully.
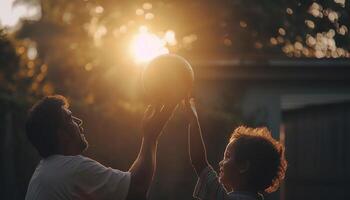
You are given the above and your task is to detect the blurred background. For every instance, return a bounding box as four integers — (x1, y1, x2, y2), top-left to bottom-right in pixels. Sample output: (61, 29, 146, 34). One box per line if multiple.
(1, 0, 350, 200)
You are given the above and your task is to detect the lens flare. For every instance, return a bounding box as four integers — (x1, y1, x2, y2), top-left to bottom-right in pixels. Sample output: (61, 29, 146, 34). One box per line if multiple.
(130, 26, 169, 63)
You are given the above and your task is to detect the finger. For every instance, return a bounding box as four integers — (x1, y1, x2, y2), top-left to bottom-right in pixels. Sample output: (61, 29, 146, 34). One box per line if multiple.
(160, 103, 177, 115)
(154, 104, 162, 113)
(143, 105, 151, 115)
(159, 103, 178, 124)
(143, 105, 154, 119)
(145, 103, 163, 123)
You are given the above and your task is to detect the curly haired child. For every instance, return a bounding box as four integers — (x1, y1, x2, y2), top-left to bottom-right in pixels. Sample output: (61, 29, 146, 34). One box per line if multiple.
(183, 98, 287, 200)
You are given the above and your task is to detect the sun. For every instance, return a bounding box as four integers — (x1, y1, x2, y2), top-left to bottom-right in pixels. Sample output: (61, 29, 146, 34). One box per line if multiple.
(130, 26, 169, 63)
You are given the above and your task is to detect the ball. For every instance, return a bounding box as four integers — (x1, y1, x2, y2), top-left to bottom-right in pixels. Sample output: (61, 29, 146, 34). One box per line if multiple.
(142, 54, 194, 104)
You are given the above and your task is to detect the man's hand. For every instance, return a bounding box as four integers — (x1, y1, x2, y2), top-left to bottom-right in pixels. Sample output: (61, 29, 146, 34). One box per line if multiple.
(127, 103, 177, 200)
(142, 103, 178, 141)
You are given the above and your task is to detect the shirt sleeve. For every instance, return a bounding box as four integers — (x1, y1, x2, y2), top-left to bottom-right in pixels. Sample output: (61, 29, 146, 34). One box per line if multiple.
(73, 156, 131, 200)
(193, 166, 229, 200)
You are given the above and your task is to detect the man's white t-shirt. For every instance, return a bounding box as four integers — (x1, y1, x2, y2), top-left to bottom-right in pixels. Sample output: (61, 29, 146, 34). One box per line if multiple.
(25, 155, 131, 200)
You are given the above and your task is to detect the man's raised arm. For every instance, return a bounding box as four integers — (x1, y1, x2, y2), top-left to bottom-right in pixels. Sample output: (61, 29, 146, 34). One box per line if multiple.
(126, 104, 176, 200)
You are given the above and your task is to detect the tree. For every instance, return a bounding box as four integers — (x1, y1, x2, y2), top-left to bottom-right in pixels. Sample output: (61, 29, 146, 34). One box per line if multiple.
(0, 29, 48, 199)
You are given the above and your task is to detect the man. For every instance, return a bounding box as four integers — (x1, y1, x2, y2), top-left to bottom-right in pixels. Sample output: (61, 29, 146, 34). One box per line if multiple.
(25, 95, 176, 200)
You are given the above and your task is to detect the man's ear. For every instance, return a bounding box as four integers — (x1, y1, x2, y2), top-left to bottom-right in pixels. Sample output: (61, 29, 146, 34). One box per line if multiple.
(239, 160, 250, 174)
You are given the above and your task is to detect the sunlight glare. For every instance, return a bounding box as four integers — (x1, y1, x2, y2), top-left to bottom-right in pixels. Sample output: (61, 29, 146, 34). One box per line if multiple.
(130, 26, 169, 63)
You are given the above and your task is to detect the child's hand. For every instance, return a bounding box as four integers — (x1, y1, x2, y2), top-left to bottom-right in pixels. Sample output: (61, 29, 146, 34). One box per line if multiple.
(183, 97, 198, 123)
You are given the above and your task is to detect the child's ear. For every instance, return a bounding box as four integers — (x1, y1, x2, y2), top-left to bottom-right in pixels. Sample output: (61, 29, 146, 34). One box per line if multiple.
(239, 161, 250, 174)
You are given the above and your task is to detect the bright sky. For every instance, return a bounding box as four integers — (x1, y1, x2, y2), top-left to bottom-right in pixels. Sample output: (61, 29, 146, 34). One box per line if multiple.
(0, 0, 41, 28)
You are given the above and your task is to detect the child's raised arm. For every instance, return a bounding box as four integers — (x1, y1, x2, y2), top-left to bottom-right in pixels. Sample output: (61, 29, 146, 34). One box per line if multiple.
(184, 98, 232, 200)
(183, 98, 209, 175)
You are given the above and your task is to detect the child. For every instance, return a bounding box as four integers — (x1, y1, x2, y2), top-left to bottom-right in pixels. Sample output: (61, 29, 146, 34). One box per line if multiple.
(183, 98, 287, 200)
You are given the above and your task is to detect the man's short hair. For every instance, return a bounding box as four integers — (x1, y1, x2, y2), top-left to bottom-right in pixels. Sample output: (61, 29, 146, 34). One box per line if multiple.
(229, 126, 287, 193)
(25, 95, 69, 158)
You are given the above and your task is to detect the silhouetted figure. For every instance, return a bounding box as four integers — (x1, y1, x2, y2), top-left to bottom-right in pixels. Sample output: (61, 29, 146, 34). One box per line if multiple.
(25, 95, 176, 200)
(183, 98, 287, 200)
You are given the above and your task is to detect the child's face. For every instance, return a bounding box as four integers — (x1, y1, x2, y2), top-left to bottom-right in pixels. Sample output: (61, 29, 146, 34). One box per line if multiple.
(219, 140, 245, 192)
